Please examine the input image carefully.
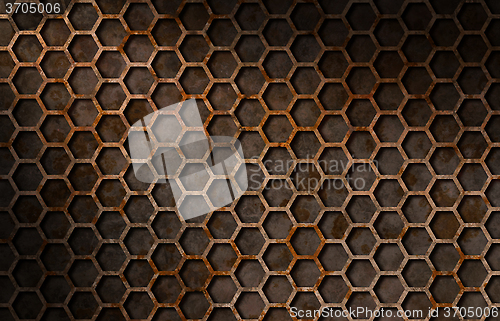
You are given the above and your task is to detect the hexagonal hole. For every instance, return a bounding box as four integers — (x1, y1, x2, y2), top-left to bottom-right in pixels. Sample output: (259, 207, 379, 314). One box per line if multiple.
(318, 115, 348, 143)
(457, 195, 488, 223)
(374, 276, 404, 303)
(402, 163, 432, 191)
(458, 67, 488, 95)
(124, 292, 154, 319)
(403, 3, 432, 30)
(347, 3, 376, 30)
(207, 83, 237, 111)
(207, 51, 237, 79)
(374, 19, 404, 47)
(374, 179, 404, 207)
(96, 19, 127, 46)
(486, 244, 500, 270)
(403, 35, 432, 62)
(235, 292, 265, 319)
(68, 163, 99, 192)
(347, 259, 376, 287)
(235, 99, 265, 127)
(347, 228, 376, 255)
(374, 243, 404, 271)
(96, 115, 127, 142)
(263, 115, 293, 143)
(124, 35, 154, 62)
(68, 259, 98, 287)
(207, 211, 237, 239)
(263, 275, 292, 303)
(346, 131, 377, 159)
(263, 50, 293, 79)
(458, 2, 487, 30)
(291, 131, 321, 159)
(41, 115, 71, 143)
(291, 35, 321, 62)
(12, 163, 43, 191)
(458, 227, 488, 255)
(41, 19, 70, 46)
(13, 35, 41, 62)
(68, 227, 99, 255)
(403, 99, 432, 127)
(430, 211, 460, 239)
(180, 35, 209, 62)
(152, 19, 182, 46)
(346, 195, 376, 223)
(291, 67, 321, 94)
(402, 131, 432, 159)
(96, 211, 126, 239)
(347, 67, 376, 94)
(458, 131, 487, 159)
(96, 276, 126, 303)
(96, 244, 126, 271)
(263, 243, 293, 271)
(152, 51, 181, 78)
(347, 99, 376, 127)
(68, 3, 98, 30)
(458, 259, 488, 287)
(152, 275, 181, 303)
(431, 50, 460, 78)
(402, 195, 432, 223)
(124, 67, 154, 94)
(151, 243, 181, 272)
(235, 228, 265, 255)
(375, 147, 404, 175)
(430, 244, 460, 271)
(41, 243, 71, 272)
(319, 275, 349, 303)
(291, 2, 320, 30)
(69, 67, 99, 95)
(209, 244, 238, 272)
(207, 19, 237, 47)
(124, 3, 154, 30)
(374, 82, 404, 110)
(235, 260, 265, 288)
(13, 67, 43, 94)
(69, 35, 98, 62)
(347, 35, 376, 62)
(402, 260, 432, 287)
(319, 51, 348, 79)
(319, 82, 349, 110)
(179, 67, 210, 95)
(374, 115, 404, 142)
(402, 227, 432, 255)
(207, 276, 237, 303)
(374, 51, 404, 79)
(430, 147, 460, 176)
(96, 51, 126, 78)
(374, 211, 404, 239)
(235, 35, 265, 62)
(69, 100, 98, 126)
(13, 292, 43, 319)
(124, 228, 154, 255)
(124, 259, 154, 287)
(430, 276, 460, 304)
(430, 179, 460, 207)
(41, 179, 71, 207)
(402, 67, 432, 95)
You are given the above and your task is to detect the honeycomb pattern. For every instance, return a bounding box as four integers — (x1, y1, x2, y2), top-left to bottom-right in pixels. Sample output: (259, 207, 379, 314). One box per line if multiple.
(1, 0, 500, 320)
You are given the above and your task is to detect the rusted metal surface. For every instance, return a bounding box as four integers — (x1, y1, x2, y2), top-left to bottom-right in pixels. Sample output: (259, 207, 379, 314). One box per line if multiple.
(0, 0, 499, 320)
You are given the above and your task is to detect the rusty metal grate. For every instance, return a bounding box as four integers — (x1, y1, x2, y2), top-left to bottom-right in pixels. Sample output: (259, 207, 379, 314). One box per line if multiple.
(0, 0, 500, 320)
